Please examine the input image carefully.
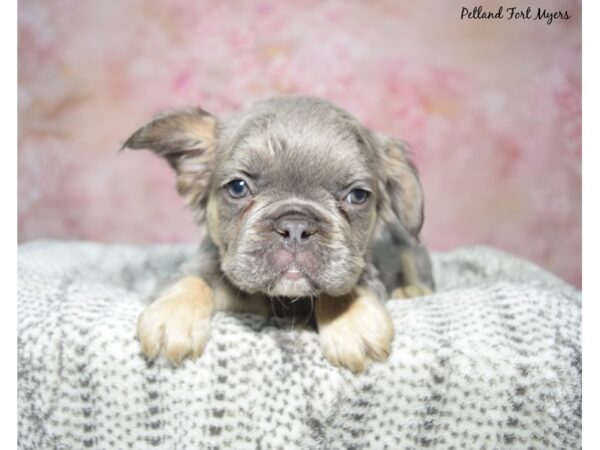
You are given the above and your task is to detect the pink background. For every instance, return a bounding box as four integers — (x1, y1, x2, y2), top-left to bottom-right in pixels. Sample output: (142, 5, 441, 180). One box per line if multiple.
(18, 0, 581, 286)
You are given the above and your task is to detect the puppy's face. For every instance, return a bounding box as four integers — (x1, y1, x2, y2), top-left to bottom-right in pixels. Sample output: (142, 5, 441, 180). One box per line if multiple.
(209, 104, 380, 297)
(124, 97, 423, 298)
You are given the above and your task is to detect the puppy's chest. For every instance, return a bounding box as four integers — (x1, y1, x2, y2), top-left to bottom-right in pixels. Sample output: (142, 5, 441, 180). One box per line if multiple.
(268, 296, 317, 326)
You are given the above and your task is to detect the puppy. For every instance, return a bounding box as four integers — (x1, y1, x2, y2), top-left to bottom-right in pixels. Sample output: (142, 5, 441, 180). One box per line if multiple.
(123, 96, 434, 373)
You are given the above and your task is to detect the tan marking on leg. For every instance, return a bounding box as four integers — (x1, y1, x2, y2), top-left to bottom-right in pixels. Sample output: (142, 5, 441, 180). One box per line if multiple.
(399, 250, 419, 285)
(390, 249, 433, 299)
(315, 288, 394, 373)
(213, 282, 270, 315)
(391, 284, 433, 299)
(137, 277, 215, 366)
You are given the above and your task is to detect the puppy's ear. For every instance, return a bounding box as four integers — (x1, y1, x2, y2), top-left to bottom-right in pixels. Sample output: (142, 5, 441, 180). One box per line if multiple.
(122, 107, 218, 212)
(373, 133, 424, 239)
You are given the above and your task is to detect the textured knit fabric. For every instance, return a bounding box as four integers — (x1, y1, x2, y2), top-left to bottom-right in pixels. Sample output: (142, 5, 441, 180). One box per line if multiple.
(17, 241, 581, 450)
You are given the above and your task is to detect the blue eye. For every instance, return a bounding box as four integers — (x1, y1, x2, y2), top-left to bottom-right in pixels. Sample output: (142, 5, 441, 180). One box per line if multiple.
(226, 179, 249, 198)
(345, 188, 370, 205)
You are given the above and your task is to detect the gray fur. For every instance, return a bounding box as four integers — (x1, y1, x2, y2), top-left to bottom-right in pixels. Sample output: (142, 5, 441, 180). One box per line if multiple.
(124, 95, 434, 307)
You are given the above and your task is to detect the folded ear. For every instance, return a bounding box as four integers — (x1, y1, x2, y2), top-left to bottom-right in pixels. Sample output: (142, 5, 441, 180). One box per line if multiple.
(373, 133, 424, 240)
(122, 107, 218, 214)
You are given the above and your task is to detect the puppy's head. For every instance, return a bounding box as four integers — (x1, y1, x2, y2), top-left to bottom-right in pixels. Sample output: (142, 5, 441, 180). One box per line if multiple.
(124, 97, 423, 297)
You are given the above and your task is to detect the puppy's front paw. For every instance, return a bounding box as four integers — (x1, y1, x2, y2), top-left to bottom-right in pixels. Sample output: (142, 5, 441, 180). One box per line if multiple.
(137, 277, 215, 365)
(316, 290, 394, 373)
(391, 283, 433, 299)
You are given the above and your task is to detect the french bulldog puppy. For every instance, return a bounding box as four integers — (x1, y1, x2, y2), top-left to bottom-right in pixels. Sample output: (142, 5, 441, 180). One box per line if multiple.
(123, 96, 434, 373)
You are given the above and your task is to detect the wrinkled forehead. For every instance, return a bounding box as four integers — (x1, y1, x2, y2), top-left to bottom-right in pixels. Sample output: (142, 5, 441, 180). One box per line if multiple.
(216, 107, 377, 191)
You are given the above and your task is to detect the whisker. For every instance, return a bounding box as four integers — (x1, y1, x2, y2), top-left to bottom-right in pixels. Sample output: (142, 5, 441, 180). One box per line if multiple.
(234, 281, 241, 313)
(270, 297, 279, 321)
(291, 309, 296, 331)
(305, 295, 315, 324)
(276, 296, 289, 311)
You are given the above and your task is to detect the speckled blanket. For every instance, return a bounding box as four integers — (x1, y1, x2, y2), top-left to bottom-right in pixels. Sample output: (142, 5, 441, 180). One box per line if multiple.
(17, 241, 581, 450)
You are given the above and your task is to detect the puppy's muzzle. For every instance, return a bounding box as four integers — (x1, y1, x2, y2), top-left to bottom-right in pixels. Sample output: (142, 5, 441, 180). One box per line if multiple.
(274, 214, 319, 251)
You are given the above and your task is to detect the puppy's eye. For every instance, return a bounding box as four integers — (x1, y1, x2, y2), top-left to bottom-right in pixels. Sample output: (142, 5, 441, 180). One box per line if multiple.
(345, 188, 370, 205)
(226, 179, 249, 198)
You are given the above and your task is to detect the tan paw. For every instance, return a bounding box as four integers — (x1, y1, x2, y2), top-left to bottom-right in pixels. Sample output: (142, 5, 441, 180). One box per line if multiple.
(137, 277, 215, 365)
(316, 289, 394, 373)
(391, 284, 433, 299)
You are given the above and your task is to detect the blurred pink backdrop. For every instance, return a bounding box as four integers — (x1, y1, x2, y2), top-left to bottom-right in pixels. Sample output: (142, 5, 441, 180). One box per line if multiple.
(18, 0, 581, 286)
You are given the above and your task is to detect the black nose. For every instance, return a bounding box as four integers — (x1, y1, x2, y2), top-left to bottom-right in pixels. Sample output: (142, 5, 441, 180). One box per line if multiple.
(274, 215, 318, 249)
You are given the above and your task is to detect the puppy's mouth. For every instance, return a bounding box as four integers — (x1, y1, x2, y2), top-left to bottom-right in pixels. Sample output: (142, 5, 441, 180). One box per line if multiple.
(267, 254, 320, 297)
(282, 265, 304, 281)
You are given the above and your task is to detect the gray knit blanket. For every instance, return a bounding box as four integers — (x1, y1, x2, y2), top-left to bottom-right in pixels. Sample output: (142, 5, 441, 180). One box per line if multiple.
(17, 241, 581, 450)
